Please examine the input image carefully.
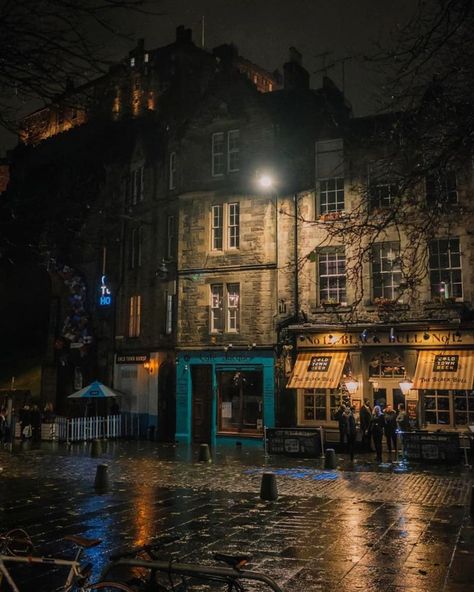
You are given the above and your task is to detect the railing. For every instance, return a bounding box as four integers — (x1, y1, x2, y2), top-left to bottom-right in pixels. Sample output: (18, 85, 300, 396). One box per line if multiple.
(67, 415, 121, 442)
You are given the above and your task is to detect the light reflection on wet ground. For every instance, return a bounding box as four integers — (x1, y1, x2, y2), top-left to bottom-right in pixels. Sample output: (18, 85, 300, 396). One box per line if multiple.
(0, 440, 472, 591)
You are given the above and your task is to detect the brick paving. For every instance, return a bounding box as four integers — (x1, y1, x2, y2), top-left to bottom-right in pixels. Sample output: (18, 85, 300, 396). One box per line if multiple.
(0, 441, 473, 591)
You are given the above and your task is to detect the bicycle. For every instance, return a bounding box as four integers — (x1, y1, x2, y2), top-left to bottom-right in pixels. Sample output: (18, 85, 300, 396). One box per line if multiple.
(0, 528, 134, 591)
(102, 543, 284, 592)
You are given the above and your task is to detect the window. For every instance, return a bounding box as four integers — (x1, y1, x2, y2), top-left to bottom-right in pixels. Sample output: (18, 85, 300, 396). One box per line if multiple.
(217, 370, 263, 434)
(169, 152, 176, 190)
(131, 166, 144, 204)
(210, 203, 240, 251)
(210, 283, 240, 333)
(368, 161, 401, 210)
(372, 242, 401, 300)
(166, 215, 175, 260)
(423, 390, 451, 425)
(165, 292, 173, 335)
(318, 249, 346, 304)
(228, 130, 240, 172)
(429, 238, 462, 300)
(426, 170, 457, 205)
(130, 226, 142, 269)
(128, 295, 141, 337)
(368, 352, 405, 378)
(316, 139, 344, 214)
(212, 130, 240, 176)
(301, 390, 340, 423)
(454, 391, 474, 425)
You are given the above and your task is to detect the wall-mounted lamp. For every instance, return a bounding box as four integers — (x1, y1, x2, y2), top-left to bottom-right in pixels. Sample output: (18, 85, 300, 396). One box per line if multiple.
(389, 327, 396, 343)
(423, 331, 430, 340)
(143, 361, 154, 374)
(155, 259, 169, 279)
(371, 380, 379, 392)
(372, 334, 381, 344)
(399, 379, 414, 395)
(360, 329, 369, 343)
(345, 378, 359, 395)
(299, 334, 305, 342)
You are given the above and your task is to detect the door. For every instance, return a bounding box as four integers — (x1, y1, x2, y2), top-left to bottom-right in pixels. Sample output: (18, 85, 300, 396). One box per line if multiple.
(191, 365, 213, 443)
(157, 360, 176, 442)
(374, 382, 405, 410)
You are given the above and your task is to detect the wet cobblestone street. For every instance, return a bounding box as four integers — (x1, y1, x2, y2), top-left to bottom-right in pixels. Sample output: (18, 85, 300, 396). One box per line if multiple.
(1, 441, 473, 591)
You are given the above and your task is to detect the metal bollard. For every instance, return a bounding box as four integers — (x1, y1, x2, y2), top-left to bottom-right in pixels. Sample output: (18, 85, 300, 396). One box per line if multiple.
(94, 464, 109, 492)
(260, 472, 278, 501)
(198, 443, 212, 462)
(324, 448, 337, 470)
(91, 439, 102, 458)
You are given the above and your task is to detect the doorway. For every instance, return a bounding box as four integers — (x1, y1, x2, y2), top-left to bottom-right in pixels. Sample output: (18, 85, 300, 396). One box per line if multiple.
(191, 365, 213, 443)
(373, 381, 405, 410)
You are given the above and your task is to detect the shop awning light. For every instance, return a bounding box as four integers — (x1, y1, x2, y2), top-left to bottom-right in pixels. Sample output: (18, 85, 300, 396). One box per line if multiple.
(399, 379, 414, 395)
(360, 329, 368, 343)
(389, 327, 396, 343)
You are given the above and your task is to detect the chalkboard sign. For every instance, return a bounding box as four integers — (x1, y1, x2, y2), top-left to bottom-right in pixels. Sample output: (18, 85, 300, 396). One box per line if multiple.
(266, 428, 322, 457)
(402, 430, 460, 463)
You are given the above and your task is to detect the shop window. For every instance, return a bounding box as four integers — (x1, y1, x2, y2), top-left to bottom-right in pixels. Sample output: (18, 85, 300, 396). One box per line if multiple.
(372, 241, 401, 300)
(301, 389, 339, 424)
(428, 238, 462, 300)
(316, 139, 344, 215)
(217, 370, 263, 434)
(423, 389, 451, 425)
(454, 391, 474, 425)
(317, 248, 346, 304)
(369, 351, 405, 378)
(210, 283, 240, 333)
(210, 203, 240, 252)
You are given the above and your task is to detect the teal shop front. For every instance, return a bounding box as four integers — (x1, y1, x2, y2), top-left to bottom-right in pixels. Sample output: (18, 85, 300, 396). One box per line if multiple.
(176, 350, 276, 446)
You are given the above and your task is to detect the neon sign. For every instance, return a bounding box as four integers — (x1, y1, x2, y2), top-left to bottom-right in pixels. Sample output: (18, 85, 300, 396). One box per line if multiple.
(99, 275, 112, 307)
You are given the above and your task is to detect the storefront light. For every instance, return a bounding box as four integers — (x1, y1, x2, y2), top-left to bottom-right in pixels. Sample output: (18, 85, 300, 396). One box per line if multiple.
(399, 379, 414, 395)
(345, 378, 359, 394)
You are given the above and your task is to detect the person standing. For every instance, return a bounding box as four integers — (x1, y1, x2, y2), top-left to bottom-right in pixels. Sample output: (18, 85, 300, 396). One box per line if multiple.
(344, 406, 357, 461)
(359, 400, 373, 451)
(371, 405, 385, 462)
(335, 403, 348, 448)
(383, 404, 398, 455)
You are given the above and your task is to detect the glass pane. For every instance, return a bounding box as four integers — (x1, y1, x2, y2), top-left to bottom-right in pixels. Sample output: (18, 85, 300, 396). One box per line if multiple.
(438, 412, 450, 425)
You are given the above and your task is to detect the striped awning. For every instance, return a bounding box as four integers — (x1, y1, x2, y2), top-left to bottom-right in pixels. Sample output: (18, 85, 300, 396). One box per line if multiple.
(287, 352, 348, 389)
(412, 350, 474, 390)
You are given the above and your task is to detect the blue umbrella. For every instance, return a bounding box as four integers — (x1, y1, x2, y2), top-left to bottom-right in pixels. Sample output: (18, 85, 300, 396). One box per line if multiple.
(67, 380, 118, 399)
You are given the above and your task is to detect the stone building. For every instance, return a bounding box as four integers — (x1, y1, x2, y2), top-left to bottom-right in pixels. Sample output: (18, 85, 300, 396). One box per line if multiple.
(5, 26, 473, 445)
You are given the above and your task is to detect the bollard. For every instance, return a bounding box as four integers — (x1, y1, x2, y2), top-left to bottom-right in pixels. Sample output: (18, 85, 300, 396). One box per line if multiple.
(260, 472, 278, 501)
(198, 443, 212, 462)
(324, 448, 337, 470)
(91, 439, 102, 458)
(94, 464, 109, 492)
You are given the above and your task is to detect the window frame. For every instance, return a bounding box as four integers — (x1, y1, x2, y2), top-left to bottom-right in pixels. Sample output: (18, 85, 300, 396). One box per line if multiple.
(299, 389, 340, 425)
(428, 237, 463, 301)
(372, 241, 402, 301)
(317, 248, 346, 304)
(169, 152, 176, 190)
(210, 202, 240, 252)
(212, 130, 240, 177)
(128, 294, 141, 338)
(211, 132, 225, 177)
(210, 283, 240, 334)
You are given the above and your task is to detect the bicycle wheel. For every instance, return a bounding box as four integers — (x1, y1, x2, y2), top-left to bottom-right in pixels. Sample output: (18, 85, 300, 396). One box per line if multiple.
(87, 581, 135, 592)
(3, 528, 34, 555)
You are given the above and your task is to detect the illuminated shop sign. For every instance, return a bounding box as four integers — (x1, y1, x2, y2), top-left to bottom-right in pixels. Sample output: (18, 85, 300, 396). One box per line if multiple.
(116, 353, 149, 364)
(99, 275, 112, 307)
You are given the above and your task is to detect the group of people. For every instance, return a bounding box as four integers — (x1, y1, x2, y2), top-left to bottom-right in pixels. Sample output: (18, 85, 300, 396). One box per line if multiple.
(336, 399, 410, 463)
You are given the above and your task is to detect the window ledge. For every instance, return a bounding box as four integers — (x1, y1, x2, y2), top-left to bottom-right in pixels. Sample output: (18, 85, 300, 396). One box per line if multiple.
(423, 300, 465, 309)
(313, 305, 353, 314)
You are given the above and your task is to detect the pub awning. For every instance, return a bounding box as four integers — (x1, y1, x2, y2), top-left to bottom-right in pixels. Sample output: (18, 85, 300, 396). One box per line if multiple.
(412, 350, 474, 390)
(287, 352, 348, 389)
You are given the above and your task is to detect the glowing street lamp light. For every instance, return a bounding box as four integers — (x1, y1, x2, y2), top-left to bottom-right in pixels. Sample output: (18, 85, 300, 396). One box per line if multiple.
(257, 173, 274, 190)
(345, 378, 359, 395)
(399, 379, 414, 395)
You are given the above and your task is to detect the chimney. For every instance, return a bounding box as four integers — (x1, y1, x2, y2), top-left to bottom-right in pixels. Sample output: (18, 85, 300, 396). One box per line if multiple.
(283, 47, 309, 90)
(176, 25, 193, 44)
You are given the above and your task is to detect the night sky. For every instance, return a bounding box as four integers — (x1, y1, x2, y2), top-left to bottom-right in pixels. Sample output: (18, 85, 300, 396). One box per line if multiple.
(0, 0, 416, 154)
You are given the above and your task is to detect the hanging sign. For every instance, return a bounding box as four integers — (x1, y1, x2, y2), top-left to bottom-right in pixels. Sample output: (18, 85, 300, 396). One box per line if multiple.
(99, 275, 112, 307)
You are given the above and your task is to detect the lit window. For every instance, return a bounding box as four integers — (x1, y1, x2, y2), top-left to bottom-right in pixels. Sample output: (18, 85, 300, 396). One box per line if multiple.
(372, 242, 401, 300)
(318, 249, 346, 304)
(210, 283, 240, 333)
(319, 178, 344, 214)
(144, 53, 149, 63)
(423, 390, 451, 426)
(130, 57, 136, 67)
(128, 295, 141, 337)
(429, 238, 462, 300)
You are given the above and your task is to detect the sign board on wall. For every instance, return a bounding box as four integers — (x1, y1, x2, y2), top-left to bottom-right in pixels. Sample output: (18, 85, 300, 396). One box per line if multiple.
(116, 353, 149, 364)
